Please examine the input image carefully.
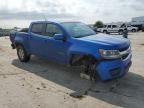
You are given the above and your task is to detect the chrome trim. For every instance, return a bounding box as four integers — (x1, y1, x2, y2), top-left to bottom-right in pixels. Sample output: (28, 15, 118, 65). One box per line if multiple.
(120, 46, 131, 56)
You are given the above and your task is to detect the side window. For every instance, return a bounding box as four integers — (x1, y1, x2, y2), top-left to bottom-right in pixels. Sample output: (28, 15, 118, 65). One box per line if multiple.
(107, 25, 111, 28)
(31, 23, 43, 35)
(45, 24, 62, 37)
(112, 25, 117, 28)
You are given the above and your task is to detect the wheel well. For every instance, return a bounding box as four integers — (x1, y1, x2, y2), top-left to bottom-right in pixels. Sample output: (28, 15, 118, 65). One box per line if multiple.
(15, 42, 23, 48)
(119, 29, 123, 32)
(132, 28, 135, 30)
(70, 54, 100, 80)
(70, 54, 97, 66)
(103, 30, 107, 32)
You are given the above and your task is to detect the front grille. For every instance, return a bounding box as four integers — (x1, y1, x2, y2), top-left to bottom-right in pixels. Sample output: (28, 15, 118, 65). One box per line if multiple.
(119, 46, 131, 60)
(119, 46, 129, 52)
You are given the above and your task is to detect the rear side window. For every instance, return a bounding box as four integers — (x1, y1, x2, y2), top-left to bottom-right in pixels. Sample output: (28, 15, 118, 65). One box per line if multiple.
(45, 24, 62, 37)
(107, 25, 111, 28)
(31, 23, 43, 35)
(112, 25, 117, 28)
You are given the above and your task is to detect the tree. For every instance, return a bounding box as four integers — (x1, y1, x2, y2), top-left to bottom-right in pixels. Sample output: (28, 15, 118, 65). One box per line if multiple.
(94, 21, 104, 28)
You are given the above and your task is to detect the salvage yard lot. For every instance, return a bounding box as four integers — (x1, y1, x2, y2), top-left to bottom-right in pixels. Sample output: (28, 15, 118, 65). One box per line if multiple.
(0, 32, 144, 108)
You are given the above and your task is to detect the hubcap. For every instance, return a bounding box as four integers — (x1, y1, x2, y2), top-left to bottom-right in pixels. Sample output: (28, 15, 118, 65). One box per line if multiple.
(18, 48, 24, 60)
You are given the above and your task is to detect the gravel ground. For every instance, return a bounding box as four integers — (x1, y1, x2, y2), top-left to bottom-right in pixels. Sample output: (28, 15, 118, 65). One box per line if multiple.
(0, 32, 144, 108)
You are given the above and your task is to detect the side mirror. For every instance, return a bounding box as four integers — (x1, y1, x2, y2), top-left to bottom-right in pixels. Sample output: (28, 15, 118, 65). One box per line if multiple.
(53, 34, 65, 41)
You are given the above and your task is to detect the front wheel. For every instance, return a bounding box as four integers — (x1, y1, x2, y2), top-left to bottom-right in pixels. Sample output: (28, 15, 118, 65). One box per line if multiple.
(83, 57, 100, 81)
(119, 30, 123, 35)
(103, 30, 108, 34)
(17, 45, 31, 62)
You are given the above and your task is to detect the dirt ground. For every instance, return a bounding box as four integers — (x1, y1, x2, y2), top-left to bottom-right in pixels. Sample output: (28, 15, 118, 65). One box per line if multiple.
(0, 32, 144, 108)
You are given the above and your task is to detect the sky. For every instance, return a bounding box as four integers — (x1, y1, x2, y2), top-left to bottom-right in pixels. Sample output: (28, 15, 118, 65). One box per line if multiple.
(0, 0, 144, 28)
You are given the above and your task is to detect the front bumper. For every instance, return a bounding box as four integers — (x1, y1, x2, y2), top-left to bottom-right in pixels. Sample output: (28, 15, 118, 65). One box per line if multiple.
(96, 53, 132, 81)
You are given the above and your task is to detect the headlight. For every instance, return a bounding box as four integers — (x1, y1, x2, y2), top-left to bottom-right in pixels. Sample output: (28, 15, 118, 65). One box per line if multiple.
(99, 49, 120, 59)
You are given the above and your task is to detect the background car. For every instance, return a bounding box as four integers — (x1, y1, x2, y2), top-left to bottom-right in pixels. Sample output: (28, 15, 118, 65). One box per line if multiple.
(99, 24, 124, 35)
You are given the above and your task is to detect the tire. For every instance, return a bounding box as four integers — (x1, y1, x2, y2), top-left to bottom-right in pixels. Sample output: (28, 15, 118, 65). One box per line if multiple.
(132, 29, 136, 32)
(119, 30, 123, 35)
(17, 45, 31, 62)
(103, 30, 107, 34)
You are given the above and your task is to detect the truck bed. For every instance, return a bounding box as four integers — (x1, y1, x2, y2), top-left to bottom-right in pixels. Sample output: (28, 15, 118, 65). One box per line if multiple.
(9, 28, 29, 49)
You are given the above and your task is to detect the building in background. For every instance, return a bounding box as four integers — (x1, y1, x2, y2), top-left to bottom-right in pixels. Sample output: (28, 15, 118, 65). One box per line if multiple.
(131, 16, 144, 30)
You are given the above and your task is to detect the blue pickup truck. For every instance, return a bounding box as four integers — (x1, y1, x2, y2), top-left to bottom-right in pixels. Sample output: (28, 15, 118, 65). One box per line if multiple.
(9, 21, 132, 80)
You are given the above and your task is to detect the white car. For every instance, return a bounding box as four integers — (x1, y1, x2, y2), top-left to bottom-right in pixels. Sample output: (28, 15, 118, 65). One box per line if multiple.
(99, 24, 138, 34)
(99, 24, 124, 35)
(125, 25, 138, 32)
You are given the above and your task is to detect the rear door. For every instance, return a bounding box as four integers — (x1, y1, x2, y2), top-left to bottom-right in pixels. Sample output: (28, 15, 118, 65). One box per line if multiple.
(112, 25, 118, 33)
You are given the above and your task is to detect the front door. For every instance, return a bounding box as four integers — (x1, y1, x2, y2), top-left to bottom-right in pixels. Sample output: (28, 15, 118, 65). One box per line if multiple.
(43, 23, 70, 64)
(29, 23, 47, 56)
(107, 25, 112, 33)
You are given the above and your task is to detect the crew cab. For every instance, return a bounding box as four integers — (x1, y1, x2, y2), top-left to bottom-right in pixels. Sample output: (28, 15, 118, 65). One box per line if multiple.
(9, 21, 132, 81)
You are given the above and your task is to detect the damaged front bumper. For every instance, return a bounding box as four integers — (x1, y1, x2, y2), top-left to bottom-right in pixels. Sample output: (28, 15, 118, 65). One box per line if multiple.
(96, 53, 132, 81)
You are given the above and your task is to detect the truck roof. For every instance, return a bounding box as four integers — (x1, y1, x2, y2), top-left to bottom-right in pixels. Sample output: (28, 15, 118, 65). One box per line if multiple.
(31, 21, 81, 24)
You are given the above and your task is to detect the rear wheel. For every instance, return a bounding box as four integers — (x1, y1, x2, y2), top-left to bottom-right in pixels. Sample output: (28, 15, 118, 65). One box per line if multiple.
(17, 45, 31, 62)
(132, 29, 136, 32)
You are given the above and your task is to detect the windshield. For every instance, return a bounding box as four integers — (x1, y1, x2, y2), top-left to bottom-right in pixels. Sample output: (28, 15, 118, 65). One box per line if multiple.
(61, 22, 96, 38)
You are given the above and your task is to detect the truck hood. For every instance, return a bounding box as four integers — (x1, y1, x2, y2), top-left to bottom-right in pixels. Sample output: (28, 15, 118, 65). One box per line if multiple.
(77, 33, 130, 49)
